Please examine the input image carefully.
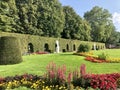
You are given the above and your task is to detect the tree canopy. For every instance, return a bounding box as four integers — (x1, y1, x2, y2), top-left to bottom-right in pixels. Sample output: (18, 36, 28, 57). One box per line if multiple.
(0, 0, 19, 32)
(84, 6, 115, 43)
(61, 6, 91, 41)
(0, 1, 119, 45)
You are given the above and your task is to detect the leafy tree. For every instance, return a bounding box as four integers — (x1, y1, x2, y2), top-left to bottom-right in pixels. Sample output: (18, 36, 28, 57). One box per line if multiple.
(1, 0, 65, 37)
(84, 6, 115, 43)
(107, 31, 120, 44)
(79, 19, 92, 41)
(37, 0, 65, 37)
(15, 0, 43, 35)
(0, 0, 19, 32)
(62, 6, 91, 41)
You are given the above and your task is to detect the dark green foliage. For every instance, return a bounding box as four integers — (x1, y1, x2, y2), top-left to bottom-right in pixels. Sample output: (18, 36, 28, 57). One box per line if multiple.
(61, 6, 91, 41)
(0, 0, 19, 32)
(0, 36, 22, 65)
(0, 0, 92, 41)
(77, 44, 91, 52)
(72, 77, 91, 89)
(37, 0, 65, 37)
(15, 0, 65, 37)
(0, 0, 119, 45)
(107, 31, 120, 44)
(15, 0, 43, 35)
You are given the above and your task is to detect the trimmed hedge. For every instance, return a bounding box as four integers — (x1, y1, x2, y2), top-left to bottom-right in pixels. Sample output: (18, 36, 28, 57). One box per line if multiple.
(0, 36, 22, 65)
(0, 32, 105, 54)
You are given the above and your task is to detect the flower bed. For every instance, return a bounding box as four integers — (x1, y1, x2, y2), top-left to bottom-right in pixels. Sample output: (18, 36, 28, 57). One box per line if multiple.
(84, 73, 120, 89)
(74, 52, 120, 63)
(85, 56, 108, 63)
(107, 57, 120, 63)
(0, 62, 120, 90)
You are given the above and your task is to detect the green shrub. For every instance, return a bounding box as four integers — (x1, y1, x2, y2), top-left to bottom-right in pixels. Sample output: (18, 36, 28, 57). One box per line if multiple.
(77, 44, 91, 52)
(98, 52, 109, 60)
(0, 36, 23, 65)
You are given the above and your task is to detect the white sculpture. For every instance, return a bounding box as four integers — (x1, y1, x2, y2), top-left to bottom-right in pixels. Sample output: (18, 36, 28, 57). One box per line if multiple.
(94, 43, 96, 50)
(56, 40, 60, 53)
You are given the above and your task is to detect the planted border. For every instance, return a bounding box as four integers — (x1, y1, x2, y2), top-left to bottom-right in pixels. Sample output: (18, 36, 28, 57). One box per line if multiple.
(0, 62, 120, 90)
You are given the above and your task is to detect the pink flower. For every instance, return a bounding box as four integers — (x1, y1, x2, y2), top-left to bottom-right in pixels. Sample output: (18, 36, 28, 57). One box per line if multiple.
(80, 64, 86, 76)
(67, 72, 72, 83)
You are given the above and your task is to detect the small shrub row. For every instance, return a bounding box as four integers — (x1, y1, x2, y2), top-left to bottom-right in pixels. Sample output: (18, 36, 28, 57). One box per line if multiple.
(0, 62, 120, 90)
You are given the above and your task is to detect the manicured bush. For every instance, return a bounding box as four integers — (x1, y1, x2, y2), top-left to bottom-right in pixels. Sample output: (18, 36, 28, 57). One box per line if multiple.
(77, 44, 91, 52)
(0, 36, 23, 65)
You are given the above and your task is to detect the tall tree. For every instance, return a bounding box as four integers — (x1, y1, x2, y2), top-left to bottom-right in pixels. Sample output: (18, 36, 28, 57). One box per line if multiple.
(37, 0, 65, 37)
(80, 19, 92, 41)
(62, 6, 91, 41)
(0, 0, 19, 32)
(15, 0, 43, 35)
(84, 6, 115, 43)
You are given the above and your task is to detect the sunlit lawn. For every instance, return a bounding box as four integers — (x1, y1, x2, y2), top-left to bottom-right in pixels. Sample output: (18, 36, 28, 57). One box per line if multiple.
(93, 49, 120, 58)
(0, 49, 120, 77)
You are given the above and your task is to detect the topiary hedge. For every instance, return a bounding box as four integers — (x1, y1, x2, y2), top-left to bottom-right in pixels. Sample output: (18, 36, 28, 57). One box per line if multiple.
(0, 32, 106, 54)
(0, 36, 23, 65)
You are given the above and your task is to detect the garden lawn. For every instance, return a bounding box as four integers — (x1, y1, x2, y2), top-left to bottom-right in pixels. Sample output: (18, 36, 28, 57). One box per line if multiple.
(0, 49, 120, 77)
(93, 49, 120, 58)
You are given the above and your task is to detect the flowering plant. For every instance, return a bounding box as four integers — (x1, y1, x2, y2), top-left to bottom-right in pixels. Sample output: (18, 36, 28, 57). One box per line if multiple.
(0, 62, 120, 89)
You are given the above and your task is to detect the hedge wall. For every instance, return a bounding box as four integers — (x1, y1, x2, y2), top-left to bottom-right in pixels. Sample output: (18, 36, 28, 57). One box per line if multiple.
(0, 32, 105, 54)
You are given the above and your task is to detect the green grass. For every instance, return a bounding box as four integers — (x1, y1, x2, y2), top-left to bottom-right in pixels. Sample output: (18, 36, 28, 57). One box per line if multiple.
(0, 49, 120, 77)
(93, 49, 120, 58)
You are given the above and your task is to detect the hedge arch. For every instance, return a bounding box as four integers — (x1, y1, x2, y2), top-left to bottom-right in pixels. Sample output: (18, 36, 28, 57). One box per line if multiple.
(92, 45, 94, 50)
(73, 44, 76, 51)
(0, 36, 22, 65)
(66, 44, 69, 51)
(44, 43, 49, 52)
(28, 43, 34, 53)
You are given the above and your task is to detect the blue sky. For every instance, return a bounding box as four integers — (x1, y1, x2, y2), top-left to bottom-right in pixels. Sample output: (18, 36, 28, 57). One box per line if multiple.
(59, 0, 120, 32)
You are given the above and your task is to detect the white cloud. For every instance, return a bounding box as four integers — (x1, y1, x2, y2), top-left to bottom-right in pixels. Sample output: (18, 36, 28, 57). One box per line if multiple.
(112, 12, 120, 32)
